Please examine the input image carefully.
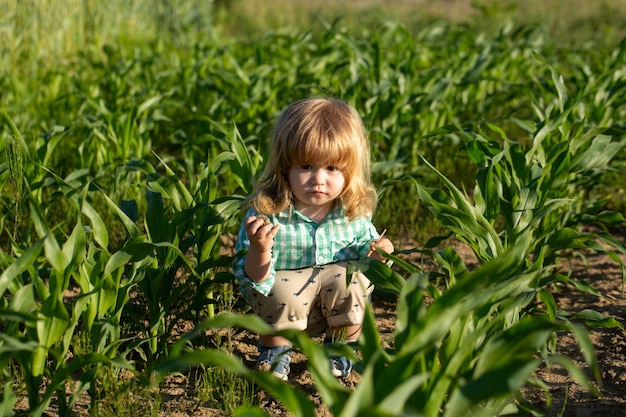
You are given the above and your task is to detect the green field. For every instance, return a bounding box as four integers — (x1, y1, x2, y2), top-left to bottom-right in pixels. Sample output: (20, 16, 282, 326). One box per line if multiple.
(1, 1, 625, 415)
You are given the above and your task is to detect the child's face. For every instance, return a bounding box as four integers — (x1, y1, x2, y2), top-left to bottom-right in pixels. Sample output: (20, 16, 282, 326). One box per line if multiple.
(288, 162, 346, 216)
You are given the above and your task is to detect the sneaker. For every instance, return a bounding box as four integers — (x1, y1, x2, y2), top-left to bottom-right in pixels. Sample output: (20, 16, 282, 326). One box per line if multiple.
(330, 356, 353, 378)
(255, 345, 291, 381)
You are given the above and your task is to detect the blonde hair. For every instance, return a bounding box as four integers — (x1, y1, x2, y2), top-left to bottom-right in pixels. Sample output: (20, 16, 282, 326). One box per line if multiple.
(250, 98, 378, 220)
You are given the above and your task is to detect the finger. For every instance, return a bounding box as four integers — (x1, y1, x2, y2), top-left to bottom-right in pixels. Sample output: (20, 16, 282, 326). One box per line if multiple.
(267, 224, 280, 237)
(246, 217, 266, 232)
(245, 216, 258, 229)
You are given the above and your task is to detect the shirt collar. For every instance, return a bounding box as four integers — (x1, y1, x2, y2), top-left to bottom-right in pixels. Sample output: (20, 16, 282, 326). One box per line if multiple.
(275, 202, 345, 224)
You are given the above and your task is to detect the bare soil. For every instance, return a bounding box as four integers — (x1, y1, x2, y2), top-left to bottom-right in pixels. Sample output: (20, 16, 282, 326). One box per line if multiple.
(17, 235, 626, 416)
(159, 235, 626, 417)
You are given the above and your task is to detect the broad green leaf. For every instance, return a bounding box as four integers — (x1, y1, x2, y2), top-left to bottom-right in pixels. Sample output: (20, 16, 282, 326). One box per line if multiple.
(145, 188, 168, 243)
(0, 382, 17, 416)
(103, 193, 141, 239)
(474, 316, 560, 376)
(571, 134, 623, 172)
(61, 220, 87, 273)
(0, 239, 44, 295)
(29, 199, 66, 273)
(36, 296, 70, 350)
(350, 257, 405, 294)
(571, 309, 624, 329)
(81, 199, 109, 249)
(376, 372, 430, 415)
(445, 358, 540, 417)
(152, 153, 194, 209)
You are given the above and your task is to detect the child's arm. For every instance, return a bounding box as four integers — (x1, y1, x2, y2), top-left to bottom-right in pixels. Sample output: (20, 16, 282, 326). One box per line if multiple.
(243, 215, 280, 282)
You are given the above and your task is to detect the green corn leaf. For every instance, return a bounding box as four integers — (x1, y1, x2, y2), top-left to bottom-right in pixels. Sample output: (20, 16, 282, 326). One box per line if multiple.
(338, 360, 376, 416)
(0, 109, 29, 157)
(546, 227, 592, 250)
(445, 358, 540, 417)
(415, 157, 503, 261)
(0, 333, 38, 354)
(527, 105, 573, 166)
(29, 199, 66, 273)
(145, 188, 168, 243)
(547, 354, 601, 397)
(359, 305, 383, 367)
(153, 153, 194, 208)
(61, 220, 87, 274)
(550, 67, 569, 112)
(299, 339, 351, 411)
(567, 322, 601, 381)
(569, 309, 624, 329)
(394, 272, 428, 349)
(169, 313, 275, 356)
(81, 198, 109, 249)
(103, 237, 154, 276)
(103, 193, 141, 239)
(376, 372, 431, 415)
(7, 284, 38, 316)
(32, 295, 70, 377)
(137, 94, 164, 116)
(119, 199, 140, 223)
(0, 382, 17, 417)
(397, 232, 531, 357)
(537, 288, 558, 319)
(593, 211, 626, 227)
(571, 134, 623, 172)
(474, 316, 560, 376)
(153, 348, 249, 375)
(0, 239, 44, 295)
(36, 296, 70, 350)
(473, 166, 500, 222)
(350, 257, 406, 294)
(154, 343, 317, 417)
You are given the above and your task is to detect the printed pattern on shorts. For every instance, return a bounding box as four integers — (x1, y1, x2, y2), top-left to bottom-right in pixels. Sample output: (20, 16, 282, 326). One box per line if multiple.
(248, 262, 372, 334)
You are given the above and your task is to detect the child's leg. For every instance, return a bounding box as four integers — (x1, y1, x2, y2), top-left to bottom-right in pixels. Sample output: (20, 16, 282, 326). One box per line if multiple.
(317, 262, 372, 333)
(259, 334, 291, 347)
(328, 323, 362, 343)
(247, 267, 321, 378)
(317, 262, 373, 377)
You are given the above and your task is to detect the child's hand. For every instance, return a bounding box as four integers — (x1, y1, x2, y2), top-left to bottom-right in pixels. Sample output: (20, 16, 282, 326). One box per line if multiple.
(367, 237, 394, 262)
(245, 215, 280, 253)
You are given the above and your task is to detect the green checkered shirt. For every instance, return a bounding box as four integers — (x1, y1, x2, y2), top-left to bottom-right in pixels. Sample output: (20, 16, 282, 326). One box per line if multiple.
(233, 205, 380, 300)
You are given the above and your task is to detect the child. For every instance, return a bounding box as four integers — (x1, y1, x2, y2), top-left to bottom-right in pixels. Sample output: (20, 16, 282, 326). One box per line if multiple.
(233, 97, 394, 380)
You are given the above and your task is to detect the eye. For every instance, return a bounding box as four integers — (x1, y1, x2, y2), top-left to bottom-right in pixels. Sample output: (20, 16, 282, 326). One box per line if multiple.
(300, 164, 313, 170)
(327, 165, 341, 172)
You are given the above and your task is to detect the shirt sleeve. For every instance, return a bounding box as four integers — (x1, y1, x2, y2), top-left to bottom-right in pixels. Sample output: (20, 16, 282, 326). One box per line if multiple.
(232, 208, 276, 300)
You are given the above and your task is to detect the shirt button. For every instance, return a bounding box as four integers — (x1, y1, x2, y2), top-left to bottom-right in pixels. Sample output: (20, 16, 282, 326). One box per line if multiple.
(317, 256, 325, 263)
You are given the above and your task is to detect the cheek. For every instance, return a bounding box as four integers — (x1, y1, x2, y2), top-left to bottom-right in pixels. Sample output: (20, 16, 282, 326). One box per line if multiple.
(286, 170, 297, 185)
(338, 174, 348, 189)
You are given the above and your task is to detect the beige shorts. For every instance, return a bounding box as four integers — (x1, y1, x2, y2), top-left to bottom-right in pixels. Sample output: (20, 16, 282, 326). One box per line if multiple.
(247, 262, 373, 337)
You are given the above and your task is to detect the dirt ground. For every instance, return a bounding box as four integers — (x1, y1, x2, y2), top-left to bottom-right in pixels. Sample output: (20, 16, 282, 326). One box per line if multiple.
(155, 235, 626, 417)
(18, 234, 626, 416)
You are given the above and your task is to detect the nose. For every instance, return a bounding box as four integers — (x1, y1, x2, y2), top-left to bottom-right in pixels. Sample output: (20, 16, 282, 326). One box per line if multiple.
(311, 168, 326, 184)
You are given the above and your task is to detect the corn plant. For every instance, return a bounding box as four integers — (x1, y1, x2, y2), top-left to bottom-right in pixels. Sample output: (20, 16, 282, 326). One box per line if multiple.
(0, 114, 129, 415)
(0, 181, 136, 416)
(0, 125, 257, 415)
(149, 239, 597, 417)
(105, 123, 256, 364)
(146, 64, 626, 415)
